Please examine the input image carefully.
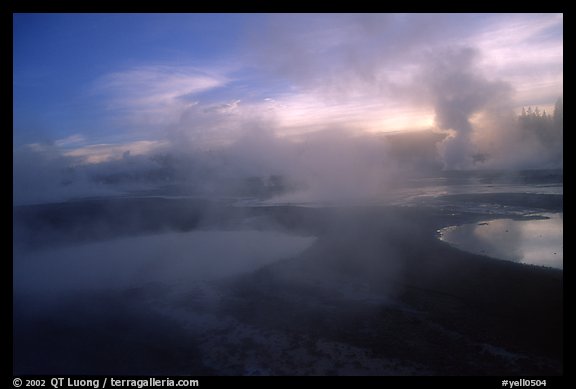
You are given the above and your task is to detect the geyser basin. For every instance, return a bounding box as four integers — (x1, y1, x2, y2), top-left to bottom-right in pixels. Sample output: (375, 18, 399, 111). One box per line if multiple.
(438, 213, 563, 270)
(14, 230, 316, 295)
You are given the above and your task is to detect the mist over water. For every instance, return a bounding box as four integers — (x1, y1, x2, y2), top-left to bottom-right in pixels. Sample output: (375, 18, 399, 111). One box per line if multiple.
(14, 230, 317, 297)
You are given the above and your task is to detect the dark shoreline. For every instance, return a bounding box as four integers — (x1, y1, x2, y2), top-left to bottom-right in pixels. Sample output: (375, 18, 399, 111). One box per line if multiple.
(13, 195, 563, 375)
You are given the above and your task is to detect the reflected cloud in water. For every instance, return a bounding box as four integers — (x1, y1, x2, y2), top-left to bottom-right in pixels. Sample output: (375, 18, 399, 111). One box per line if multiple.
(439, 213, 562, 269)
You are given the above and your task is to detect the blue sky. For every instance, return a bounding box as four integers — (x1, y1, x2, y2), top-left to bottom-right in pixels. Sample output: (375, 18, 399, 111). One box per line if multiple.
(13, 14, 255, 145)
(13, 13, 563, 163)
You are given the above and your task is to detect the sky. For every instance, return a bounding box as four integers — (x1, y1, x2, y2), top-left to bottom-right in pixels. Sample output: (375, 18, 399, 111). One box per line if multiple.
(14, 13, 562, 147)
(12, 13, 563, 204)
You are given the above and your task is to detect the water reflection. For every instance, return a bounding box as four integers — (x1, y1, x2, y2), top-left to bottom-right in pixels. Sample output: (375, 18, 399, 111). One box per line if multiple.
(439, 213, 563, 270)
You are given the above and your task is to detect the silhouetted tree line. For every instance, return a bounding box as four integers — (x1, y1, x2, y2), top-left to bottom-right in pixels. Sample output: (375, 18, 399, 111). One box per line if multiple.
(519, 97, 563, 147)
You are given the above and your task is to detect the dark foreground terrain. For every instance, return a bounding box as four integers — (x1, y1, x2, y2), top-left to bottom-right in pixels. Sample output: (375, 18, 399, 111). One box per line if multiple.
(13, 195, 563, 375)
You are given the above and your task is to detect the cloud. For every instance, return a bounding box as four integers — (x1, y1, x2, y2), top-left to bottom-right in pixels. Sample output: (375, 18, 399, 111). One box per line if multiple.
(475, 14, 562, 69)
(54, 134, 86, 147)
(250, 14, 561, 105)
(273, 92, 435, 135)
(62, 140, 170, 164)
(13, 14, 563, 205)
(84, 14, 561, 146)
(202, 99, 241, 114)
(93, 65, 230, 127)
(473, 13, 563, 106)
